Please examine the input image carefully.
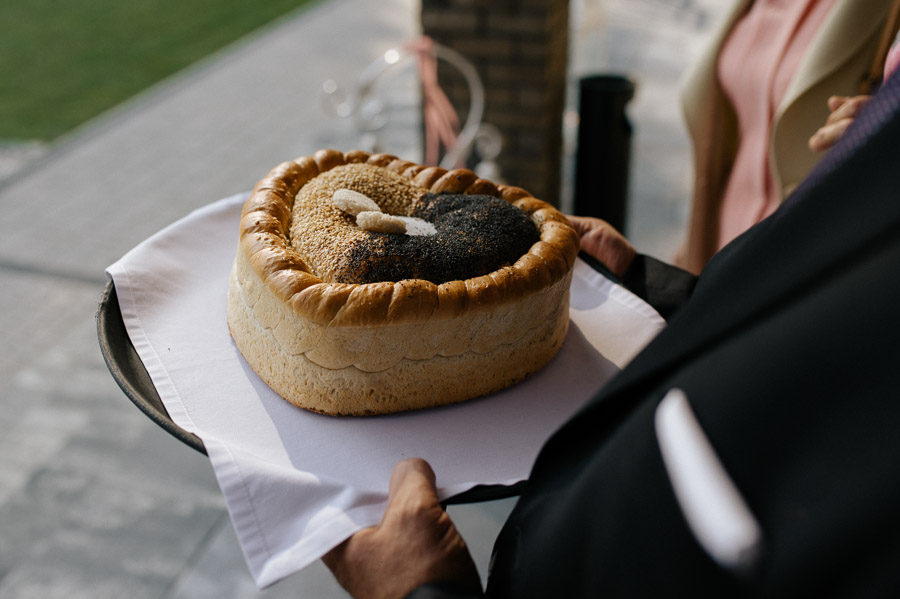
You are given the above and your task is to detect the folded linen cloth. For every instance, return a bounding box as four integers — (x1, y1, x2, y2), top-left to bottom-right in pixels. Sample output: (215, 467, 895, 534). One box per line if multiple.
(106, 193, 665, 587)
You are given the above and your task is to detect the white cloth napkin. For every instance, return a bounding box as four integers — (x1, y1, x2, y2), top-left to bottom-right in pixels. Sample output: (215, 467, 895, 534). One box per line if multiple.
(106, 193, 666, 587)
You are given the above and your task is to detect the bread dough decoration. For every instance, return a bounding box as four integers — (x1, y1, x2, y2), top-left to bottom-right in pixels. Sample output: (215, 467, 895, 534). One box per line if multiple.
(227, 149, 579, 416)
(332, 188, 380, 216)
(354, 210, 407, 234)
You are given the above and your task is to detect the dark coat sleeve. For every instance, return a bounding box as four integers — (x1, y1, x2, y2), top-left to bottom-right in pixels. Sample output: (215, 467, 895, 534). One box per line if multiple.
(619, 254, 698, 320)
(579, 251, 698, 320)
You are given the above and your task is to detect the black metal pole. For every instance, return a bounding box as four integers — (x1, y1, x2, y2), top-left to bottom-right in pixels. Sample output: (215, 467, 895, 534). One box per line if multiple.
(573, 74, 636, 233)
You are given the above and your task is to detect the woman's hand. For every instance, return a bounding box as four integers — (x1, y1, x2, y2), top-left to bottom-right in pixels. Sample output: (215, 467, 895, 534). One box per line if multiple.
(808, 95, 871, 152)
(322, 458, 482, 599)
(566, 214, 637, 278)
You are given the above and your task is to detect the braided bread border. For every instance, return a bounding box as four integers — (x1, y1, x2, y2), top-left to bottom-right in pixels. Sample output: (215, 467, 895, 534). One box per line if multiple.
(236, 149, 579, 327)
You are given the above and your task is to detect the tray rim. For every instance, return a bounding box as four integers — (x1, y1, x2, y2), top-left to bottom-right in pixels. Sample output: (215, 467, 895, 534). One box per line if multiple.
(97, 279, 207, 454)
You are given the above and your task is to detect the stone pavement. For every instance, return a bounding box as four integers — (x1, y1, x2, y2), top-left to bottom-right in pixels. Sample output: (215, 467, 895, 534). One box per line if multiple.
(0, 0, 726, 597)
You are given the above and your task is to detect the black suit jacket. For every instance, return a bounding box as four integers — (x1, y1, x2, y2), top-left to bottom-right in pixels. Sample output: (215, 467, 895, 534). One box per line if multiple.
(410, 76, 900, 598)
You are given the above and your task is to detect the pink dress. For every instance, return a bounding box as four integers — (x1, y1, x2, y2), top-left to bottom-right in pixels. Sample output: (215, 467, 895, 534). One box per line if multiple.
(715, 0, 837, 250)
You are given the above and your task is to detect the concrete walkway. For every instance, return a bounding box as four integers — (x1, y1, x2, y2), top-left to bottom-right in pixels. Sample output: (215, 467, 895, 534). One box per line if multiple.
(0, 0, 725, 596)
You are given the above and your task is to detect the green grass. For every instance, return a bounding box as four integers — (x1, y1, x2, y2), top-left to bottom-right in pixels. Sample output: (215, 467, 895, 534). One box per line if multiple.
(0, 0, 317, 141)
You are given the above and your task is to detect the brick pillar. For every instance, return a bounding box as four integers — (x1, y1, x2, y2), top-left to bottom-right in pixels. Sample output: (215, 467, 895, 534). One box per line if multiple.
(421, 0, 569, 206)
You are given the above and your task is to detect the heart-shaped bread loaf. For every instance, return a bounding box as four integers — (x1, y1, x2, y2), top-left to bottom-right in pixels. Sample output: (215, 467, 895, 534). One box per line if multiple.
(227, 149, 579, 416)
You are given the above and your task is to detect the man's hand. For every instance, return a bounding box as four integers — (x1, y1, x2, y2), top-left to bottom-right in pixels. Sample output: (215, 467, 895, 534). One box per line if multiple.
(322, 459, 482, 599)
(566, 214, 637, 278)
(808, 95, 871, 152)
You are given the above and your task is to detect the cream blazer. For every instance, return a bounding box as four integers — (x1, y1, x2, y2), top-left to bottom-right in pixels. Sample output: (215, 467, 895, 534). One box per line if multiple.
(678, 0, 893, 274)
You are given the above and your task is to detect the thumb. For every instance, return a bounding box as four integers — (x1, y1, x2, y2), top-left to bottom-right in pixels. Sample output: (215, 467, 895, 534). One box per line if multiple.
(383, 458, 441, 524)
